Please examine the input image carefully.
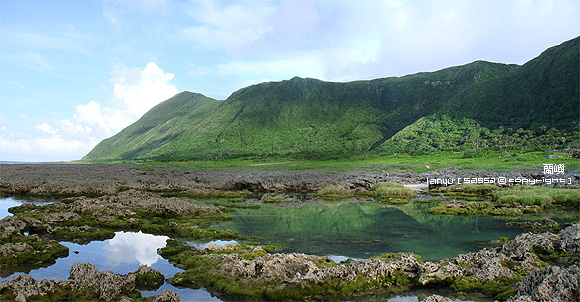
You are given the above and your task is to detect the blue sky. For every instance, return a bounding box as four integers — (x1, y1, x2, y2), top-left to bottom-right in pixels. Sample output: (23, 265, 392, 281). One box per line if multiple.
(1, 0, 579, 162)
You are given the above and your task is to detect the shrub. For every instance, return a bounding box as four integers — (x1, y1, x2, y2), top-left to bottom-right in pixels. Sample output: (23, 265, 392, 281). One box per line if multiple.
(463, 184, 500, 194)
(494, 186, 580, 207)
(317, 185, 351, 196)
(371, 182, 414, 198)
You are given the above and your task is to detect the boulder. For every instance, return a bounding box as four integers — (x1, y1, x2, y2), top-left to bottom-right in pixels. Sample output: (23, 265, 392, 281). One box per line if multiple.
(508, 265, 580, 302)
(422, 294, 453, 302)
(151, 289, 180, 302)
(558, 223, 580, 253)
(0, 262, 176, 302)
(69, 263, 136, 302)
(0, 216, 26, 238)
(0, 274, 42, 302)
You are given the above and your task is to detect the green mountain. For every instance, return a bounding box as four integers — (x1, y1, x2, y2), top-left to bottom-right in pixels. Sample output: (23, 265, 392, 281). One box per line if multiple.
(380, 37, 579, 154)
(84, 92, 222, 160)
(84, 37, 579, 161)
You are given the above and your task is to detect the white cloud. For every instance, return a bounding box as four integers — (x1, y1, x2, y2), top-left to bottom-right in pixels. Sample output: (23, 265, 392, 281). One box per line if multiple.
(182, 0, 579, 88)
(0, 126, 93, 162)
(183, 0, 276, 52)
(112, 62, 178, 117)
(0, 62, 178, 161)
(105, 231, 169, 266)
(34, 123, 58, 135)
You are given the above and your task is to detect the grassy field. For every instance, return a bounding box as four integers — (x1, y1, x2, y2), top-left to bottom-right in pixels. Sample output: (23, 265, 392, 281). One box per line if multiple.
(128, 150, 578, 173)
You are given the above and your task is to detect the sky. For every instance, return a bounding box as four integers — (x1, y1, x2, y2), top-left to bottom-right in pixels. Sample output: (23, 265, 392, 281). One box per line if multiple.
(1, 0, 579, 162)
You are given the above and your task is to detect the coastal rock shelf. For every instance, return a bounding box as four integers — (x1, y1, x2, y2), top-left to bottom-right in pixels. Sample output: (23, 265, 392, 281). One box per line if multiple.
(0, 263, 178, 302)
(158, 225, 580, 301)
(1, 163, 578, 301)
(1, 164, 578, 197)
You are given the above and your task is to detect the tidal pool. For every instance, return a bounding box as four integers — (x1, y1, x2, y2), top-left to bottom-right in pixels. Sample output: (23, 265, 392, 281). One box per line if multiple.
(216, 200, 528, 261)
(2, 195, 574, 302)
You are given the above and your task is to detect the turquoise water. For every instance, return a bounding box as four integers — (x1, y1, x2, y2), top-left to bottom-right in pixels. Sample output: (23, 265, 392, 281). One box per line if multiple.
(5, 195, 575, 302)
(216, 200, 527, 261)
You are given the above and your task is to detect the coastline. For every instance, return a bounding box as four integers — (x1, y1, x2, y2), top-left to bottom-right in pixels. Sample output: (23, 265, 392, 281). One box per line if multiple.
(0, 163, 578, 301)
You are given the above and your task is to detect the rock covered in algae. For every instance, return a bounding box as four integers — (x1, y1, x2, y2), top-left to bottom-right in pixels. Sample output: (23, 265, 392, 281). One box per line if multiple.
(162, 224, 580, 301)
(0, 216, 69, 276)
(0, 263, 178, 302)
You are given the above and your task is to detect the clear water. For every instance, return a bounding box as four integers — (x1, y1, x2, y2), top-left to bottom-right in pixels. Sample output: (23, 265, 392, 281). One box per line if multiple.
(7, 194, 573, 302)
(217, 201, 525, 261)
(0, 198, 220, 301)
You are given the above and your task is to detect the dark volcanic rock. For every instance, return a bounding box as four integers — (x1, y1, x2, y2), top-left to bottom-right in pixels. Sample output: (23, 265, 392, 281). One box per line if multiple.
(1, 164, 578, 195)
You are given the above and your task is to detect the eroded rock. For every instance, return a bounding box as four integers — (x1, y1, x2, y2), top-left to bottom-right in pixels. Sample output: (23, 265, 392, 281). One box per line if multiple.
(0, 262, 176, 302)
(558, 223, 580, 253)
(422, 294, 453, 302)
(164, 224, 580, 301)
(508, 265, 580, 302)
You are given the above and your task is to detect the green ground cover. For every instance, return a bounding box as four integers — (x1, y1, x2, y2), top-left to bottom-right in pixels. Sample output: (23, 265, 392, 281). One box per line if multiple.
(127, 150, 577, 173)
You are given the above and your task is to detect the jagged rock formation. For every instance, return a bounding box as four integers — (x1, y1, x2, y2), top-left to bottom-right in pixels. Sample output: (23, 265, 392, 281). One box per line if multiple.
(0, 263, 178, 302)
(422, 295, 453, 302)
(163, 224, 580, 301)
(508, 265, 579, 302)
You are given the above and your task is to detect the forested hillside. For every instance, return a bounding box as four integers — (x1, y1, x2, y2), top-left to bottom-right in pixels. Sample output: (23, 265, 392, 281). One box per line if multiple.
(84, 37, 579, 161)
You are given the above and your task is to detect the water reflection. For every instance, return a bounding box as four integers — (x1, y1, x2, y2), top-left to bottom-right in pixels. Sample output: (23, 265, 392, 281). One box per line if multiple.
(217, 201, 527, 261)
(0, 197, 21, 217)
(326, 255, 363, 263)
(0, 196, 55, 218)
(105, 231, 168, 266)
(191, 239, 238, 250)
(0, 196, 490, 301)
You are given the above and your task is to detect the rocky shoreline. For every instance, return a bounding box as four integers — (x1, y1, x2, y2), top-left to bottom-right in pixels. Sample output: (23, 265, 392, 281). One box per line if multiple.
(158, 224, 579, 301)
(1, 163, 579, 301)
(1, 164, 578, 197)
(1, 263, 177, 302)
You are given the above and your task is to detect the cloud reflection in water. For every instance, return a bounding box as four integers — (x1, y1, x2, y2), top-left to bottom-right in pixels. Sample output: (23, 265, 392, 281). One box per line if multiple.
(104, 231, 169, 267)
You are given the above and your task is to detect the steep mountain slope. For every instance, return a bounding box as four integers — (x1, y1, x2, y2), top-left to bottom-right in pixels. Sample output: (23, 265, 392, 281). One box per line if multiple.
(379, 36, 579, 153)
(142, 61, 514, 160)
(440, 36, 579, 130)
(84, 37, 578, 161)
(84, 92, 221, 160)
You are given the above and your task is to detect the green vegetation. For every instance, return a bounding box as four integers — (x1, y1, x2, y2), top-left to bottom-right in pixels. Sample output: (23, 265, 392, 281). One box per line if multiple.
(495, 186, 580, 207)
(316, 185, 353, 198)
(428, 201, 542, 216)
(462, 184, 500, 194)
(450, 276, 521, 301)
(83, 92, 222, 160)
(507, 218, 561, 232)
(429, 185, 580, 217)
(133, 268, 165, 291)
(0, 234, 69, 277)
(7, 196, 239, 244)
(380, 114, 579, 156)
(84, 37, 578, 162)
(370, 182, 414, 199)
(530, 246, 580, 267)
(161, 240, 417, 301)
(124, 149, 577, 174)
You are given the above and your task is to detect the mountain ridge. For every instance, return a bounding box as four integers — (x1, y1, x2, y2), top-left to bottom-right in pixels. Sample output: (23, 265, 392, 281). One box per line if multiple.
(84, 36, 579, 161)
